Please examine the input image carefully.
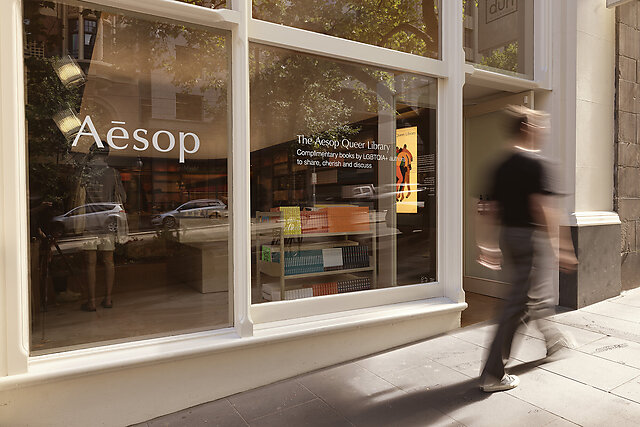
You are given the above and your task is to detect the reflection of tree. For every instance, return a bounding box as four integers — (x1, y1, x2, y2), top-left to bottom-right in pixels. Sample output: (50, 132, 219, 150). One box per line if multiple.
(253, 0, 439, 58)
(250, 46, 403, 147)
(480, 42, 519, 74)
(24, 1, 83, 209)
(99, 13, 228, 118)
(24, 0, 230, 209)
(250, 1, 439, 143)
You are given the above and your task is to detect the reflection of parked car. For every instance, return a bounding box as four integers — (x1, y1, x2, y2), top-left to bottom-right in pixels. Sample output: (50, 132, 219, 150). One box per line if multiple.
(342, 184, 376, 200)
(51, 203, 126, 237)
(152, 199, 227, 228)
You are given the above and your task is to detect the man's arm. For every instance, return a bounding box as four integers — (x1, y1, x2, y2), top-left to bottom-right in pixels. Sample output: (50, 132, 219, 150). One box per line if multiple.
(530, 193, 578, 272)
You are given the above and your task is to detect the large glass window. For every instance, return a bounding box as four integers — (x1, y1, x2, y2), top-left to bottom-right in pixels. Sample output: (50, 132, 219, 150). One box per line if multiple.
(252, 0, 441, 60)
(250, 44, 437, 303)
(463, 0, 534, 78)
(24, 0, 230, 354)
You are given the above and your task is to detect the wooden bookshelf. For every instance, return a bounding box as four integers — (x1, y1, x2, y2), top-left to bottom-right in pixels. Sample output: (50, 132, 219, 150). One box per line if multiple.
(255, 210, 377, 301)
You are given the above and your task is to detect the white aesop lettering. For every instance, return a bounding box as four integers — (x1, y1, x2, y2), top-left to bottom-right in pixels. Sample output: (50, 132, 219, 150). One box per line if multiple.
(179, 132, 200, 163)
(72, 115, 104, 148)
(152, 130, 176, 153)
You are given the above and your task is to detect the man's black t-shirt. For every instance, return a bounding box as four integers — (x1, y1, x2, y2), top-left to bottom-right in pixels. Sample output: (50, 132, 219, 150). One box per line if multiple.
(491, 151, 549, 227)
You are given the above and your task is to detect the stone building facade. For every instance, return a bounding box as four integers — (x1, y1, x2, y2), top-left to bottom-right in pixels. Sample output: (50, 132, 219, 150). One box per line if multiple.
(616, 1, 640, 290)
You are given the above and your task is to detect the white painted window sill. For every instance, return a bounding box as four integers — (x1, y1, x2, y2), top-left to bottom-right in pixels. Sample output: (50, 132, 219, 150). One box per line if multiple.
(0, 298, 465, 391)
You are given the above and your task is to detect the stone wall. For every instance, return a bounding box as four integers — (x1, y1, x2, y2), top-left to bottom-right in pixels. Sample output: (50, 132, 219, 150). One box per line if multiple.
(616, 1, 640, 290)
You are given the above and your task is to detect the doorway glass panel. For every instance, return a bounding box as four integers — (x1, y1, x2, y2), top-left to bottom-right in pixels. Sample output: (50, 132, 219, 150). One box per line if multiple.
(463, 0, 535, 79)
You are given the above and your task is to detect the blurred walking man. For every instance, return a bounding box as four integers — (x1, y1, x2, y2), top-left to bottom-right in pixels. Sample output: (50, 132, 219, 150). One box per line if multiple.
(479, 106, 578, 393)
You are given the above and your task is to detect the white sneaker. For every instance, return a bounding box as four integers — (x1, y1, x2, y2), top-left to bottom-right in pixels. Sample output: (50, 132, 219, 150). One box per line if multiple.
(481, 374, 520, 392)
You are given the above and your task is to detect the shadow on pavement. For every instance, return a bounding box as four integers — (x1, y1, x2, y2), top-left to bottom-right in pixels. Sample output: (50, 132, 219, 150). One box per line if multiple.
(351, 358, 547, 426)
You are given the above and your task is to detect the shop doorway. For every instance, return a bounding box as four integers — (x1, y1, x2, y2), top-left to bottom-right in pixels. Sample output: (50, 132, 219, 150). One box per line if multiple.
(462, 89, 534, 326)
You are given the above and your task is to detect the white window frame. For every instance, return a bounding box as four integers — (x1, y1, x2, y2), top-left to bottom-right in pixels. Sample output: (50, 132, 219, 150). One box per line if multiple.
(0, 0, 551, 378)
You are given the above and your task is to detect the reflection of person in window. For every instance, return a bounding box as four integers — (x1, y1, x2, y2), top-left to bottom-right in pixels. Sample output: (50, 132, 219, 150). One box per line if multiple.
(396, 144, 413, 201)
(73, 145, 127, 312)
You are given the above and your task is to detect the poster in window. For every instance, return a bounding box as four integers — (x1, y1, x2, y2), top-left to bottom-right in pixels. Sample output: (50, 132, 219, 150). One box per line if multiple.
(395, 126, 418, 214)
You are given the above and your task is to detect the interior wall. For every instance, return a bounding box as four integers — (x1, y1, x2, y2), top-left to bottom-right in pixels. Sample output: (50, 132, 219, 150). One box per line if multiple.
(463, 109, 511, 285)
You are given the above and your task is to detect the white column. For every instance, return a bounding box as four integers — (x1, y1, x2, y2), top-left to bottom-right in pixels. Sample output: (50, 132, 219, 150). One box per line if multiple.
(231, 0, 253, 336)
(0, 0, 30, 375)
(439, 0, 465, 303)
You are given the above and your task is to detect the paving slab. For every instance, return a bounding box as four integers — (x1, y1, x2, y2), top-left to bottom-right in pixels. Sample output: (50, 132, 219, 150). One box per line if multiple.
(297, 362, 406, 423)
(507, 367, 640, 426)
(612, 375, 640, 405)
(248, 399, 352, 427)
(410, 335, 487, 378)
(542, 418, 582, 426)
(430, 386, 561, 427)
(577, 336, 640, 369)
(520, 319, 607, 348)
(146, 398, 248, 427)
(509, 333, 547, 365)
(355, 339, 438, 377)
(581, 300, 640, 324)
(548, 310, 640, 343)
(343, 391, 462, 427)
(608, 288, 640, 308)
(367, 359, 470, 393)
(228, 379, 316, 421)
(448, 322, 497, 348)
(539, 348, 640, 391)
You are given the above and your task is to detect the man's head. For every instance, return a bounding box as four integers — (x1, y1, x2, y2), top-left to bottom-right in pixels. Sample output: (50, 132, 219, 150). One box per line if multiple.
(505, 105, 548, 149)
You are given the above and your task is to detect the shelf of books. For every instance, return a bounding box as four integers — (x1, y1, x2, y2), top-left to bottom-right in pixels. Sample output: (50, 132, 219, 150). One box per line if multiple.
(255, 206, 377, 301)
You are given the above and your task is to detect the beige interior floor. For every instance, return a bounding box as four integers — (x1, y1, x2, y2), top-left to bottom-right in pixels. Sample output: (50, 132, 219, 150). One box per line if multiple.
(460, 291, 502, 327)
(31, 284, 230, 355)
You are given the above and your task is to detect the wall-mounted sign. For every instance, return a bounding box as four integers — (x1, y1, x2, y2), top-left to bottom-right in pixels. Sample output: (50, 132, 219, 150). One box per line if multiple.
(478, 0, 520, 52)
(485, 0, 518, 23)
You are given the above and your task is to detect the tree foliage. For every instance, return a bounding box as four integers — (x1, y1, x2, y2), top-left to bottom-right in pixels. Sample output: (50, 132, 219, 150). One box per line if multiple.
(480, 42, 519, 74)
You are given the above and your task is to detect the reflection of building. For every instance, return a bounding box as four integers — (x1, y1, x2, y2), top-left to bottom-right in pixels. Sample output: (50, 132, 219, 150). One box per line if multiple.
(1, 0, 639, 425)
(28, 3, 229, 226)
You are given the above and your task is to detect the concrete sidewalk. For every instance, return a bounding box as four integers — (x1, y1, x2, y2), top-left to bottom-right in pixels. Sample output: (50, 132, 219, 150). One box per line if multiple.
(139, 289, 640, 426)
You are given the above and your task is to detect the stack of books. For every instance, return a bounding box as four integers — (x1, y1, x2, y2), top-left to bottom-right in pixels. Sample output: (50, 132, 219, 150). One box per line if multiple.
(262, 276, 372, 301)
(311, 277, 371, 297)
(280, 206, 302, 235)
(312, 282, 338, 296)
(262, 283, 314, 301)
(263, 245, 369, 273)
(269, 206, 371, 234)
(301, 209, 329, 234)
(283, 250, 324, 276)
(326, 206, 370, 233)
(340, 245, 370, 269)
(337, 277, 371, 293)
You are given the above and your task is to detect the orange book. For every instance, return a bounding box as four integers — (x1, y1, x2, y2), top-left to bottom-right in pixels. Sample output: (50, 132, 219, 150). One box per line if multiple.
(326, 206, 370, 233)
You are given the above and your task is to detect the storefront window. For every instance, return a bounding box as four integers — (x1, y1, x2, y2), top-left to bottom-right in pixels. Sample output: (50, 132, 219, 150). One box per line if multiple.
(24, 0, 231, 354)
(250, 44, 437, 303)
(463, 0, 534, 79)
(252, 0, 441, 60)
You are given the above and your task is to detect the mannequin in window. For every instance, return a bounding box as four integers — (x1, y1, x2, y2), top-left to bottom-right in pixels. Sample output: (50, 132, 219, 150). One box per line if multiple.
(73, 144, 127, 311)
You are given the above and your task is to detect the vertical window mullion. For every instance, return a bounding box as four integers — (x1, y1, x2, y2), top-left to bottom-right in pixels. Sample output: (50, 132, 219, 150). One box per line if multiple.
(231, 0, 253, 336)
